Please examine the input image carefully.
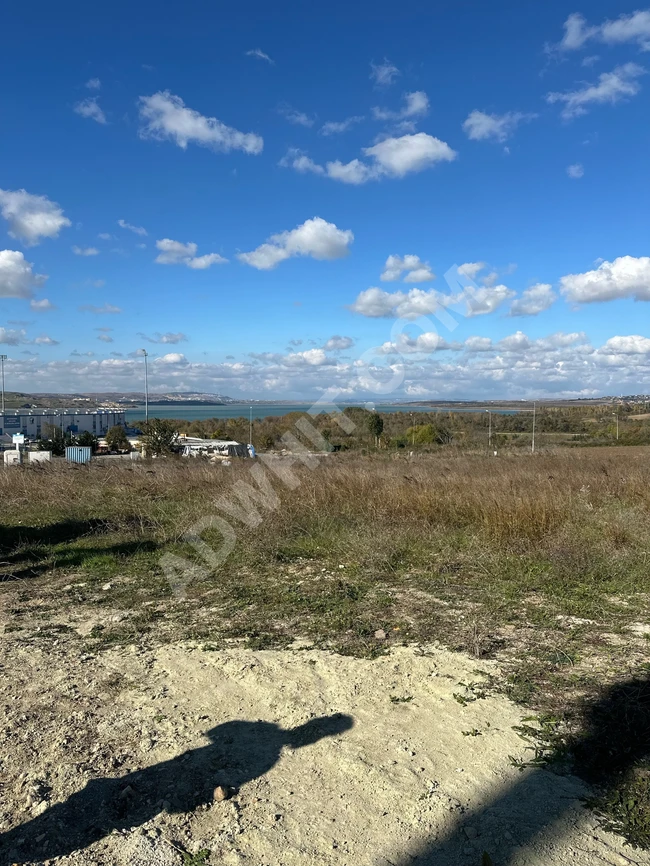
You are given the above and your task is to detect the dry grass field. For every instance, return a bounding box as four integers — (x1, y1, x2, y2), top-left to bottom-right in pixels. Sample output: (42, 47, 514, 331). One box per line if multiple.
(2, 445, 650, 856)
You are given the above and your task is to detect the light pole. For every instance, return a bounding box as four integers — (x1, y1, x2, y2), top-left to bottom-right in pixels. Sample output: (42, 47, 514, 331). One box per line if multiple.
(0, 354, 6, 416)
(410, 412, 414, 446)
(612, 412, 619, 441)
(531, 401, 536, 454)
(486, 409, 492, 450)
(140, 349, 149, 422)
(249, 406, 253, 446)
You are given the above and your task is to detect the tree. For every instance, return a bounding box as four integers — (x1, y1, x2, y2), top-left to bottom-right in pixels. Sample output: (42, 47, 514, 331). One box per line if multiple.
(105, 425, 130, 452)
(138, 418, 179, 456)
(76, 431, 100, 452)
(367, 413, 384, 446)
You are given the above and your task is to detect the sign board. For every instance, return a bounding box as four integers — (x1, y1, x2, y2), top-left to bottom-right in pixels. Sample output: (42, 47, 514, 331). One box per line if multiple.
(12, 433, 25, 445)
(4, 417, 20, 429)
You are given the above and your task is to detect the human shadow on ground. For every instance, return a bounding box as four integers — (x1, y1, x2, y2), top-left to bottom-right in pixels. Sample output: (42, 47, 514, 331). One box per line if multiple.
(389, 675, 650, 865)
(0, 714, 353, 865)
(0, 539, 160, 582)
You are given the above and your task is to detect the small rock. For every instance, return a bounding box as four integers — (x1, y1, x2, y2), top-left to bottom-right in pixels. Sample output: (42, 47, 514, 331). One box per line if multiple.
(119, 785, 135, 800)
(213, 785, 232, 802)
(464, 825, 478, 839)
(374, 629, 387, 640)
(101, 583, 112, 591)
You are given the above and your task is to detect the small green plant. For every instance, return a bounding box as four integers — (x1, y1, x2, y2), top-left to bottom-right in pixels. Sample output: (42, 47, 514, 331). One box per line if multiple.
(181, 849, 210, 866)
(462, 728, 482, 737)
(390, 694, 414, 703)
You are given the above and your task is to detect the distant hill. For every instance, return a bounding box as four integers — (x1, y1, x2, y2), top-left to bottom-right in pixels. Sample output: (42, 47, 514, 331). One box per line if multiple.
(0, 391, 238, 410)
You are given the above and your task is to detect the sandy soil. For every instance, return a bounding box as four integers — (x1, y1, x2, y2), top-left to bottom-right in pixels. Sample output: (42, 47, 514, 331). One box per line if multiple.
(1, 635, 647, 866)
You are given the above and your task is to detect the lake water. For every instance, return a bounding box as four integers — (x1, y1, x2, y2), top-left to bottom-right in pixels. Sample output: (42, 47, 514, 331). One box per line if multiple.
(125, 404, 521, 423)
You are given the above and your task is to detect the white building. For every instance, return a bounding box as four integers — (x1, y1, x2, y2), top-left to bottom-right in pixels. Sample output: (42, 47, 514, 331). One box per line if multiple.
(0, 409, 126, 440)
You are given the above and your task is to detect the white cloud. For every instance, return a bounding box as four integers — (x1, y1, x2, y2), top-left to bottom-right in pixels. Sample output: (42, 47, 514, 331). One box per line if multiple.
(320, 116, 364, 135)
(97, 333, 113, 343)
(138, 91, 263, 155)
(34, 334, 59, 346)
(567, 163, 585, 179)
(370, 59, 400, 87)
(457, 262, 485, 280)
(497, 331, 532, 352)
(98, 232, 114, 241)
(245, 48, 274, 64)
(78, 303, 122, 314)
(464, 336, 493, 352)
(138, 332, 188, 344)
(237, 217, 353, 270)
(463, 285, 516, 317)
(0, 328, 27, 345)
(378, 332, 460, 354)
(0, 188, 71, 246)
(72, 245, 99, 256)
(322, 335, 354, 351)
(282, 132, 456, 185)
(554, 10, 650, 53)
(547, 63, 645, 119)
(350, 282, 513, 320)
(462, 109, 536, 142)
(283, 348, 331, 366)
(30, 298, 55, 312)
(0, 250, 47, 298)
(381, 254, 435, 283)
(510, 283, 557, 316)
(278, 104, 314, 127)
(117, 219, 148, 237)
(74, 97, 107, 125)
(560, 255, 650, 303)
(85, 77, 101, 90)
(155, 239, 228, 269)
(155, 352, 189, 365)
(600, 335, 650, 354)
(373, 91, 430, 122)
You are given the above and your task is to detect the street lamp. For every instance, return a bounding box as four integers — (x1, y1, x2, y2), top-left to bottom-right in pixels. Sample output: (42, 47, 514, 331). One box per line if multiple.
(486, 409, 492, 449)
(0, 354, 6, 416)
(612, 412, 619, 441)
(139, 349, 149, 422)
(531, 401, 536, 454)
(249, 405, 253, 446)
(410, 412, 414, 446)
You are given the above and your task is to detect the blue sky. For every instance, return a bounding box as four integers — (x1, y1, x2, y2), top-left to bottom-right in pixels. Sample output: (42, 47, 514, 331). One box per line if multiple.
(0, 0, 649, 400)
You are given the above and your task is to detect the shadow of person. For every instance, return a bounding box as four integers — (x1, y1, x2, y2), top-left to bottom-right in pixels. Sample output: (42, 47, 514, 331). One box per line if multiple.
(0, 713, 353, 865)
(388, 675, 650, 865)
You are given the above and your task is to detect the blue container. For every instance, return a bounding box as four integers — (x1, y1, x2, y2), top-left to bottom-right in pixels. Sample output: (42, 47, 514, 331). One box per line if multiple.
(65, 445, 92, 464)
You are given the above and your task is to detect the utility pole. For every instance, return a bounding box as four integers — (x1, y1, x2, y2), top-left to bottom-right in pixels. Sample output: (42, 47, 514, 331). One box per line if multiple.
(140, 349, 149, 422)
(410, 412, 414, 446)
(486, 409, 492, 450)
(531, 401, 536, 454)
(249, 405, 253, 446)
(0, 354, 6, 416)
(612, 412, 619, 441)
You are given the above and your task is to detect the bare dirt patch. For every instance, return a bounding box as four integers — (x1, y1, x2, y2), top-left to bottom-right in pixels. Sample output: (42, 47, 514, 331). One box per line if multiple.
(1, 636, 647, 866)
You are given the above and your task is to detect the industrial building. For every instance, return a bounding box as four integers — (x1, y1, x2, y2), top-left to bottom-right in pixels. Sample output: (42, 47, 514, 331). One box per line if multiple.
(0, 409, 126, 441)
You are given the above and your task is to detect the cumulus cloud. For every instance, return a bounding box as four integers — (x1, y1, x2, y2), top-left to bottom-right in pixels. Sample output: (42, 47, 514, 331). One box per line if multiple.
(155, 352, 189, 365)
(74, 97, 107, 125)
(462, 110, 536, 142)
(378, 332, 461, 354)
(278, 104, 315, 127)
(155, 239, 228, 269)
(117, 219, 147, 237)
(0, 189, 71, 246)
(34, 334, 59, 346)
(237, 217, 353, 270)
(320, 116, 364, 136)
(0, 250, 47, 299)
(138, 331, 188, 344)
(85, 78, 101, 90)
(322, 335, 354, 351)
(30, 298, 55, 311)
(78, 303, 122, 314)
(72, 245, 99, 256)
(510, 283, 557, 317)
(547, 63, 645, 119)
(457, 262, 486, 280)
(553, 10, 650, 53)
(350, 282, 513, 320)
(464, 336, 493, 352)
(567, 163, 585, 179)
(138, 91, 263, 155)
(372, 91, 430, 122)
(97, 333, 113, 343)
(600, 335, 650, 354)
(370, 59, 400, 87)
(245, 48, 274, 64)
(381, 254, 435, 282)
(0, 328, 28, 346)
(560, 256, 650, 303)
